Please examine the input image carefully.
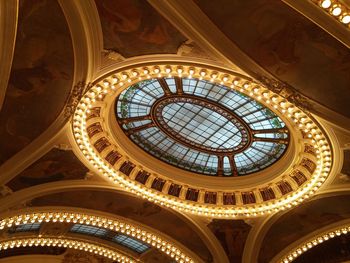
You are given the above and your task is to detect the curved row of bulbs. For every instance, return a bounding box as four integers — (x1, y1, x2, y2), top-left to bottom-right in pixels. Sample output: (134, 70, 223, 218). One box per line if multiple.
(0, 211, 195, 263)
(0, 237, 134, 262)
(72, 64, 332, 218)
(316, 0, 350, 25)
(280, 223, 350, 262)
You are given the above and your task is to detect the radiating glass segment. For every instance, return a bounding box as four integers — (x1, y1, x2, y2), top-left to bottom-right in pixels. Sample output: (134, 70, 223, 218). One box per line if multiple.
(116, 77, 289, 176)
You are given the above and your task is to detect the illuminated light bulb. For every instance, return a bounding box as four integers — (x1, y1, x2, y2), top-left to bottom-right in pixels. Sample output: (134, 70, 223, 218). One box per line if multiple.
(143, 69, 149, 74)
(177, 68, 183, 74)
(341, 14, 350, 24)
(132, 71, 138, 77)
(331, 6, 342, 16)
(154, 68, 160, 74)
(200, 70, 206, 76)
(112, 76, 118, 83)
(320, 0, 331, 9)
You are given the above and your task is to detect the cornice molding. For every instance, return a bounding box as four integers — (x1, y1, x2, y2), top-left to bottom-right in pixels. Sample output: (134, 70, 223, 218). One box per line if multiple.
(0, 0, 18, 111)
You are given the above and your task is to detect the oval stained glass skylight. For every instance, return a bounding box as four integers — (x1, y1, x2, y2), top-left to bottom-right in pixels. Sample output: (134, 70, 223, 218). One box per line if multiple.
(116, 77, 289, 176)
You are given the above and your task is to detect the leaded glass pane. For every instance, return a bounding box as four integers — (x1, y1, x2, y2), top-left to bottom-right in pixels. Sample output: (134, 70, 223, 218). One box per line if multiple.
(116, 77, 289, 176)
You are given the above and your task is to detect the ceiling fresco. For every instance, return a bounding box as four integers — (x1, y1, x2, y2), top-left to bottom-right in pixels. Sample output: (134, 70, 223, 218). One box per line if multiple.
(95, 0, 187, 57)
(0, 0, 349, 262)
(0, 0, 74, 165)
(30, 190, 213, 262)
(208, 219, 251, 263)
(258, 194, 350, 263)
(6, 148, 89, 191)
(0, 246, 66, 259)
(196, 0, 350, 118)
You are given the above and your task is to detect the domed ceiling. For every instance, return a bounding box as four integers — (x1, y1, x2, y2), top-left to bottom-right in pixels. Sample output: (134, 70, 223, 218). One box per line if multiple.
(116, 77, 288, 176)
(0, 0, 350, 262)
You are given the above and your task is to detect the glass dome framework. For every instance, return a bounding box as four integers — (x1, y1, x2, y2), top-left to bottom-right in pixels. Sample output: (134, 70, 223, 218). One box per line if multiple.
(116, 77, 289, 176)
(71, 61, 333, 219)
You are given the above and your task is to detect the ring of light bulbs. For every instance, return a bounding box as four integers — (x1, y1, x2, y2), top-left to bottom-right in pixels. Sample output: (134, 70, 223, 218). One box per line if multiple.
(72, 62, 332, 218)
(279, 223, 350, 262)
(0, 210, 195, 263)
(313, 0, 350, 26)
(0, 236, 135, 262)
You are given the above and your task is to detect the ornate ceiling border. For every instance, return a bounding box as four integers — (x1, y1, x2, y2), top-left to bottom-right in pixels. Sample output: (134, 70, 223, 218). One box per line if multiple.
(70, 60, 333, 218)
(0, 236, 136, 263)
(0, 208, 200, 263)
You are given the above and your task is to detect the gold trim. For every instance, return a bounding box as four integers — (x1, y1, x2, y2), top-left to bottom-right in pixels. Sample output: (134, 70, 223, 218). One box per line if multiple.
(71, 62, 332, 218)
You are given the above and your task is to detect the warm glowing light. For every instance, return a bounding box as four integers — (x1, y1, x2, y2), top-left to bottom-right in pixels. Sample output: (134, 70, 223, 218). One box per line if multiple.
(0, 237, 135, 263)
(70, 63, 332, 219)
(332, 6, 342, 16)
(320, 0, 331, 8)
(0, 211, 195, 263)
(341, 14, 350, 24)
(279, 223, 350, 262)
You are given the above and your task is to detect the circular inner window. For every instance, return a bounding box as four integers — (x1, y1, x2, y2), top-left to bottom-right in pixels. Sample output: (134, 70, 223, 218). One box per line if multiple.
(116, 77, 289, 176)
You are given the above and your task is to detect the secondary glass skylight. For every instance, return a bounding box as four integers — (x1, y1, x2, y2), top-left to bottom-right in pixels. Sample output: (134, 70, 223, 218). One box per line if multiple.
(116, 77, 289, 176)
(113, 234, 150, 253)
(70, 224, 149, 254)
(8, 223, 41, 233)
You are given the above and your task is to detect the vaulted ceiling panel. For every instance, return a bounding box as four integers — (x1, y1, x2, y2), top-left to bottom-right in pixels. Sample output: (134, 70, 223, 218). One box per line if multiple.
(95, 0, 187, 57)
(0, 0, 74, 164)
(7, 148, 88, 191)
(196, 0, 350, 117)
(258, 194, 350, 263)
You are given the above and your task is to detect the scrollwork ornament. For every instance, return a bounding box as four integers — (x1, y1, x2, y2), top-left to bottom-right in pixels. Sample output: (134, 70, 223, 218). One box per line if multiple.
(64, 81, 92, 118)
(256, 75, 311, 113)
